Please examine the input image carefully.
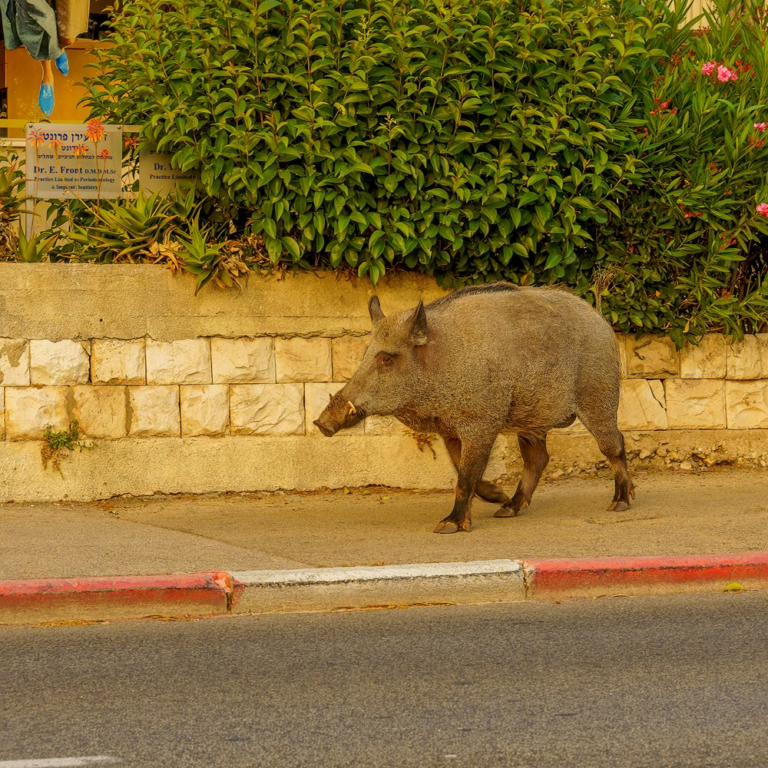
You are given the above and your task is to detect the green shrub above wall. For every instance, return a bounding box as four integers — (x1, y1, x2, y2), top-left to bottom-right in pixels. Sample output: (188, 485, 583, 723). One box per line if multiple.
(82, 0, 768, 344)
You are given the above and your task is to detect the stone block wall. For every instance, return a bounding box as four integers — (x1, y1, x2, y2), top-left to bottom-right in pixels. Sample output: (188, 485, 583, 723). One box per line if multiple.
(0, 336, 374, 440)
(618, 334, 768, 430)
(0, 265, 767, 502)
(3, 332, 768, 443)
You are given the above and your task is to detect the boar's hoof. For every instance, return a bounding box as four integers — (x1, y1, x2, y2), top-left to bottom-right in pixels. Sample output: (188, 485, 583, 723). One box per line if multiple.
(607, 484, 634, 512)
(494, 498, 529, 518)
(433, 518, 471, 534)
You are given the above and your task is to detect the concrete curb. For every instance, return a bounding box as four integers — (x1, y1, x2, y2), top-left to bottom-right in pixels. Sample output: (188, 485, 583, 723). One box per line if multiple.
(1, 553, 767, 626)
(230, 560, 525, 614)
(524, 552, 768, 599)
(0, 572, 230, 625)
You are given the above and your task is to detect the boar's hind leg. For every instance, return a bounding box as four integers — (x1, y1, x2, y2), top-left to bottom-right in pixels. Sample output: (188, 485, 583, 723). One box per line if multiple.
(604, 431, 635, 511)
(584, 423, 635, 511)
(434, 438, 496, 534)
(495, 434, 549, 518)
(443, 437, 510, 505)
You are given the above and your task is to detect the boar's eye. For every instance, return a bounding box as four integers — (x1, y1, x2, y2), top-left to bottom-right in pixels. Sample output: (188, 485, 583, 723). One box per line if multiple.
(377, 352, 395, 368)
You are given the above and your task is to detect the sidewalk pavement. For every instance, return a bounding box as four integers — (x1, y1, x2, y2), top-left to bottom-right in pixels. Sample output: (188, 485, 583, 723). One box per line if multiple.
(3, 468, 767, 579)
(1, 468, 767, 624)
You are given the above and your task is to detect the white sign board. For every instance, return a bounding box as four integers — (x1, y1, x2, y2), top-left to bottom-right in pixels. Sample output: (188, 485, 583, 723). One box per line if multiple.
(25, 123, 123, 200)
(140, 149, 197, 195)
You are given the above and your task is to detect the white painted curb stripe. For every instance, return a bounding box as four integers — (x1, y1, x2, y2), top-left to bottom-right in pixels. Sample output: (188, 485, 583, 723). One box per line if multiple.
(0, 758, 118, 767)
(232, 559, 522, 586)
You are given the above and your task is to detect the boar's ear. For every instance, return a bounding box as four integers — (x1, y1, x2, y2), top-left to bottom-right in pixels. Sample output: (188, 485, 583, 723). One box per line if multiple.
(369, 295, 385, 325)
(409, 300, 428, 346)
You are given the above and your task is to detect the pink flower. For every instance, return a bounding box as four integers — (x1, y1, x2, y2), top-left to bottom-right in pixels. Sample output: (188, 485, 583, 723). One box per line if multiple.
(757, 203, 768, 218)
(701, 61, 717, 76)
(754, 123, 767, 133)
(717, 65, 738, 83)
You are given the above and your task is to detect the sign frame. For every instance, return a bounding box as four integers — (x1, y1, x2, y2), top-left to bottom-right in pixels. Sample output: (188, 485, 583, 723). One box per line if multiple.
(25, 122, 123, 201)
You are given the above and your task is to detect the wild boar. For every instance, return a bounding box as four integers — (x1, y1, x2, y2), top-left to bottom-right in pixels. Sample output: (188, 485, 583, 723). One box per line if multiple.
(314, 283, 634, 533)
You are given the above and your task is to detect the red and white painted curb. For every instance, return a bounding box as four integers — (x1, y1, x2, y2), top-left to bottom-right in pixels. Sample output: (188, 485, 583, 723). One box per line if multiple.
(0, 572, 231, 625)
(523, 552, 768, 598)
(1, 554, 767, 625)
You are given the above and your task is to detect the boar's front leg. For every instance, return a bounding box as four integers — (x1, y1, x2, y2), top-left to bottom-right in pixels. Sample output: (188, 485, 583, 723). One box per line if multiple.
(443, 436, 510, 505)
(434, 436, 496, 534)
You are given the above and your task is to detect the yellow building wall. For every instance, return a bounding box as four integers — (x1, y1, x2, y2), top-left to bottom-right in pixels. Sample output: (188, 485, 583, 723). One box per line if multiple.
(1, 39, 108, 137)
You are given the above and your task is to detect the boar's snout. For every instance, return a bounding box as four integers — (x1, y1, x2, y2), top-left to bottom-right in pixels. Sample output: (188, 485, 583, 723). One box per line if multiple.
(313, 416, 338, 437)
(315, 392, 364, 437)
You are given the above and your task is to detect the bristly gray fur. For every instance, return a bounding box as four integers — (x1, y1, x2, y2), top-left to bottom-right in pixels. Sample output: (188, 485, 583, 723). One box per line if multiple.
(427, 282, 520, 310)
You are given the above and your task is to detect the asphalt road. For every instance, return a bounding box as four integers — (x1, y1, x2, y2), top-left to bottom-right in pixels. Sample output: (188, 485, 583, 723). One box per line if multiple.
(2, 594, 767, 768)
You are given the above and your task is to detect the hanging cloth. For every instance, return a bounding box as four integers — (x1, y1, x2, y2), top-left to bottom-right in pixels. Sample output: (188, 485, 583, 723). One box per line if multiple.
(0, 0, 64, 61)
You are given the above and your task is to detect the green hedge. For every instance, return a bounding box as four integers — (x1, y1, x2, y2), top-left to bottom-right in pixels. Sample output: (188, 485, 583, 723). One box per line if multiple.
(83, 0, 768, 344)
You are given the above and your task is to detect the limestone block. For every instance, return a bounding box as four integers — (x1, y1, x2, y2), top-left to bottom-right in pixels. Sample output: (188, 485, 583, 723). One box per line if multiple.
(211, 338, 274, 383)
(275, 338, 332, 383)
(30, 340, 90, 385)
(73, 386, 127, 439)
(230, 384, 304, 436)
(305, 383, 364, 435)
(91, 339, 146, 385)
(760, 334, 768, 378)
(618, 379, 668, 430)
(615, 334, 628, 378)
(665, 379, 726, 429)
(181, 385, 230, 437)
(0, 339, 30, 386)
(332, 336, 370, 382)
(146, 339, 211, 385)
(725, 381, 768, 429)
(5, 387, 69, 440)
(128, 386, 180, 437)
(365, 415, 410, 436)
(726, 336, 763, 380)
(626, 336, 678, 378)
(0, 388, 4, 440)
(680, 334, 726, 379)
(558, 418, 589, 434)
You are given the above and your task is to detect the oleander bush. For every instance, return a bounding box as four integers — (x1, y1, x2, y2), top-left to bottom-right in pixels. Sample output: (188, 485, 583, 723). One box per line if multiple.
(39, 0, 768, 340)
